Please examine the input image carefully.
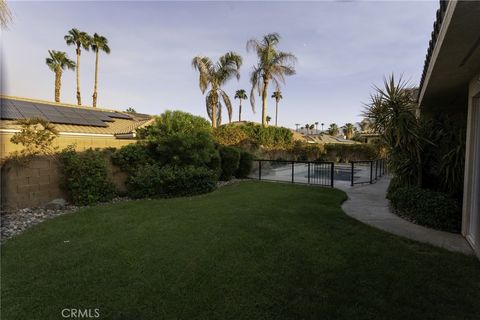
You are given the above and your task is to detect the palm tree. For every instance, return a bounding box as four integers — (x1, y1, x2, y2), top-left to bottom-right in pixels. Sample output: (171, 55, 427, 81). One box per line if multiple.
(321, 123, 324, 132)
(309, 124, 315, 134)
(305, 123, 309, 135)
(192, 52, 242, 128)
(0, 0, 12, 29)
(247, 33, 297, 127)
(234, 89, 248, 122)
(328, 123, 339, 136)
(295, 123, 300, 131)
(314, 122, 319, 133)
(91, 33, 111, 108)
(271, 90, 283, 126)
(266, 116, 272, 125)
(65, 28, 91, 106)
(45, 50, 75, 102)
(343, 123, 355, 139)
(125, 107, 137, 113)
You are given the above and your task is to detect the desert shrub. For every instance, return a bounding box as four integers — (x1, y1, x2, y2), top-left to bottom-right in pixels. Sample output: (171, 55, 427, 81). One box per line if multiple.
(214, 125, 249, 146)
(127, 164, 217, 198)
(219, 146, 241, 181)
(59, 147, 115, 205)
(324, 144, 377, 163)
(388, 186, 461, 232)
(235, 151, 254, 178)
(111, 143, 153, 173)
(290, 141, 325, 161)
(138, 111, 218, 169)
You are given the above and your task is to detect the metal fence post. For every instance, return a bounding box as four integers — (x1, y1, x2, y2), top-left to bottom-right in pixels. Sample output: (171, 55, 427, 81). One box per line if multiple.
(370, 161, 373, 184)
(330, 162, 334, 187)
(307, 162, 311, 184)
(258, 161, 262, 180)
(291, 161, 295, 183)
(351, 162, 354, 186)
(375, 160, 378, 180)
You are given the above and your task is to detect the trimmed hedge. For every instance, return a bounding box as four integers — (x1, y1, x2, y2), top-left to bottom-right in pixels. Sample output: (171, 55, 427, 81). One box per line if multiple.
(127, 164, 217, 199)
(387, 184, 461, 233)
(235, 151, 254, 178)
(219, 146, 241, 181)
(59, 148, 115, 206)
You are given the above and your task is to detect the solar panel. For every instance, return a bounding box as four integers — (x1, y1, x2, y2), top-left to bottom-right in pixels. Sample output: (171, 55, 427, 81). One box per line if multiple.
(1, 98, 129, 128)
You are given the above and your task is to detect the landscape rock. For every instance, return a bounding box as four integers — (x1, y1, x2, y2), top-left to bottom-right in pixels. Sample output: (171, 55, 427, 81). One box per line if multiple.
(45, 198, 68, 210)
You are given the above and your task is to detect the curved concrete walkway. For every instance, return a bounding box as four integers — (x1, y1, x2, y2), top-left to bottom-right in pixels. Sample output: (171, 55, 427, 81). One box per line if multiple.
(336, 177, 473, 255)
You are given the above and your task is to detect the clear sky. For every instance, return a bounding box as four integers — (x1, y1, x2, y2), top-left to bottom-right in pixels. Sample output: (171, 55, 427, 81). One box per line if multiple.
(1, 1, 438, 128)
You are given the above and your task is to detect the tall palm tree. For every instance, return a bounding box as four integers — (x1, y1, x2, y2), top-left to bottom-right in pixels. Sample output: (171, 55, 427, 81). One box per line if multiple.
(64, 28, 91, 106)
(247, 33, 296, 127)
(266, 116, 272, 125)
(321, 123, 325, 131)
(305, 123, 309, 135)
(45, 50, 75, 103)
(91, 33, 110, 108)
(271, 90, 283, 126)
(0, 0, 12, 29)
(314, 122, 319, 133)
(192, 52, 242, 128)
(343, 123, 355, 139)
(328, 123, 339, 136)
(295, 123, 300, 131)
(234, 89, 248, 122)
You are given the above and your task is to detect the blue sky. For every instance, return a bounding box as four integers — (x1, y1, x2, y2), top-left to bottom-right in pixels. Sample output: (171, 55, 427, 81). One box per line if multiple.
(2, 1, 438, 128)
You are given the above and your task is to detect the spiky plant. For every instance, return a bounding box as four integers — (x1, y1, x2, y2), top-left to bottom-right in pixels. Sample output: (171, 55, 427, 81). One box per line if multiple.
(65, 28, 91, 105)
(91, 33, 111, 107)
(271, 90, 283, 126)
(45, 50, 75, 102)
(234, 89, 248, 122)
(192, 52, 242, 127)
(247, 33, 296, 127)
(328, 123, 339, 136)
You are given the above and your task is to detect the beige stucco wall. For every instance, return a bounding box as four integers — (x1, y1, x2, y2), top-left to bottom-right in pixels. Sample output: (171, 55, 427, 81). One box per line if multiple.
(462, 71, 480, 258)
(0, 132, 136, 159)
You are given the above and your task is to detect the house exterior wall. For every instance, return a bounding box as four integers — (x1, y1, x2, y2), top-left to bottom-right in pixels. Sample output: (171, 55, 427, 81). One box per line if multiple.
(462, 71, 480, 258)
(0, 132, 136, 159)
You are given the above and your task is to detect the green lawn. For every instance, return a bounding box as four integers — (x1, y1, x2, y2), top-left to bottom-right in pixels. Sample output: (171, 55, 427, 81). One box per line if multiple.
(1, 181, 479, 320)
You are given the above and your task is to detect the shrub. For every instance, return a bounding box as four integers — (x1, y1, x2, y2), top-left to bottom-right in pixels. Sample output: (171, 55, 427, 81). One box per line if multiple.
(386, 177, 404, 199)
(388, 186, 461, 232)
(127, 164, 217, 198)
(219, 146, 241, 181)
(111, 143, 153, 173)
(235, 151, 254, 178)
(214, 125, 249, 146)
(324, 144, 377, 163)
(59, 148, 115, 205)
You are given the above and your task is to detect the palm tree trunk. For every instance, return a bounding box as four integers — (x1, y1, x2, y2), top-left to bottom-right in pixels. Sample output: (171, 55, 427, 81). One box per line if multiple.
(211, 92, 218, 128)
(76, 47, 81, 105)
(55, 69, 62, 103)
(92, 50, 99, 108)
(275, 100, 278, 126)
(261, 79, 269, 127)
(239, 99, 242, 122)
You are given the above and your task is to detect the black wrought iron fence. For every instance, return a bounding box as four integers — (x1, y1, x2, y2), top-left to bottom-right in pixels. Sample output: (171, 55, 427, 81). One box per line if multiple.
(249, 160, 335, 187)
(350, 159, 386, 186)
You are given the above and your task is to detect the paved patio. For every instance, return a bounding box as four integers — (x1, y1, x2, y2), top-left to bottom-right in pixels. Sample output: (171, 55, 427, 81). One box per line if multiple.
(337, 177, 473, 255)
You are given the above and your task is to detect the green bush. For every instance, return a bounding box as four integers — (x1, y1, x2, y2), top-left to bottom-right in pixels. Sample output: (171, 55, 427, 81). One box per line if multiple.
(324, 144, 377, 163)
(219, 146, 241, 181)
(388, 186, 461, 232)
(127, 164, 217, 199)
(214, 125, 249, 146)
(59, 148, 115, 206)
(235, 151, 254, 178)
(386, 177, 404, 199)
(111, 143, 153, 173)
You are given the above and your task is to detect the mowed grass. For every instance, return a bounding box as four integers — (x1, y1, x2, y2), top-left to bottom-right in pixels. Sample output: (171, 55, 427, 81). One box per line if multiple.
(1, 181, 479, 320)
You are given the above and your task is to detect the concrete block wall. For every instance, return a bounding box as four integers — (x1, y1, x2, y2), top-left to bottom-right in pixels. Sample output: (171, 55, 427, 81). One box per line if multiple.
(1, 156, 128, 210)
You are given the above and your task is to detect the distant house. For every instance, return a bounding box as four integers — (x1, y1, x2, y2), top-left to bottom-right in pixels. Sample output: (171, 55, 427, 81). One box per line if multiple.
(417, 1, 480, 258)
(0, 96, 153, 158)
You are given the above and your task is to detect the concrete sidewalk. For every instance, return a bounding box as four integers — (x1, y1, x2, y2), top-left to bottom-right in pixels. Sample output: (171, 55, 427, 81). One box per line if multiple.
(336, 177, 473, 255)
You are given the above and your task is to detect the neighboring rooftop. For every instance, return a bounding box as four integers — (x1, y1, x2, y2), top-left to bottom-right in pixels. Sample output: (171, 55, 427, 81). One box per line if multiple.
(0, 96, 153, 136)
